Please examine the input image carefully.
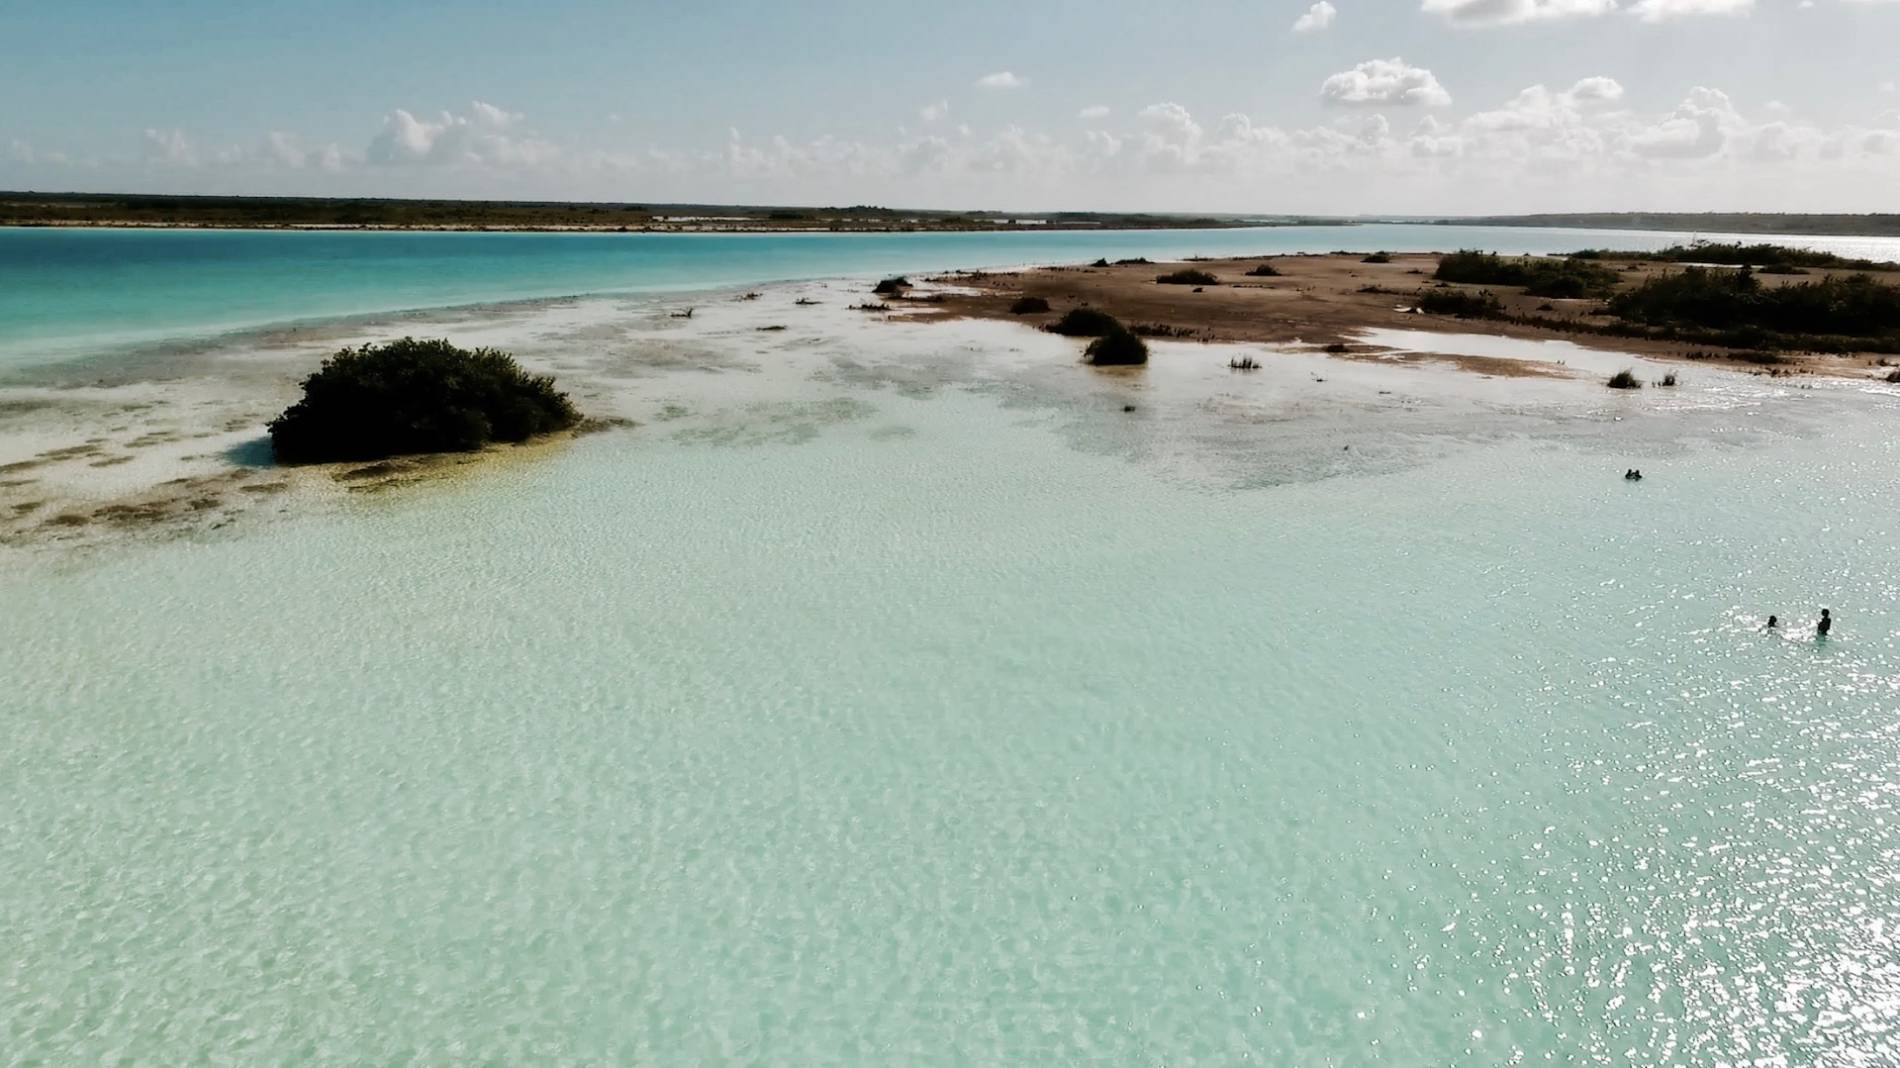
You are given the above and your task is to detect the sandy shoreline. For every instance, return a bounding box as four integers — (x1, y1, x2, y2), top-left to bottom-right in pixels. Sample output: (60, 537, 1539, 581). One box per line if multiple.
(3, 264, 1889, 558)
(904, 252, 1900, 381)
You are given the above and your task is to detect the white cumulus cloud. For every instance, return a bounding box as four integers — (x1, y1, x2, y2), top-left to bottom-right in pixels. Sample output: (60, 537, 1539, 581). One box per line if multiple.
(366, 101, 555, 167)
(1293, 1, 1338, 32)
(1321, 58, 1452, 107)
(1422, 0, 1752, 23)
(1626, 0, 1752, 20)
(975, 71, 1025, 90)
(1421, 0, 1617, 25)
(141, 128, 197, 166)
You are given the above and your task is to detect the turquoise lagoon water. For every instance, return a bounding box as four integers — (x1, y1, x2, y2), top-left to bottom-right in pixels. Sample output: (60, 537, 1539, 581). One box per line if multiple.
(5, 223, 1899, 368)
(5, 227, 1900, 1064)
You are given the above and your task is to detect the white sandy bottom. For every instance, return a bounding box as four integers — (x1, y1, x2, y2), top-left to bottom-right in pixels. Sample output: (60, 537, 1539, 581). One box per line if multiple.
(0, 275, 1853, 557)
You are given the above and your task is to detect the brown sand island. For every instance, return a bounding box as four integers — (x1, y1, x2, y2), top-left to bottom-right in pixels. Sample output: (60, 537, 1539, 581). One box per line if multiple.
(7, 246, 1897, 552)
(897, 248, 1900, 381)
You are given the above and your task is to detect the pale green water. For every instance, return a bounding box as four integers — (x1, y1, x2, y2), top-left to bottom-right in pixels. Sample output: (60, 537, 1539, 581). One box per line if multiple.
(5, 367, 1900, 1063)
(5, 228, 1900, 1063)
(7, 224, 1899, 369)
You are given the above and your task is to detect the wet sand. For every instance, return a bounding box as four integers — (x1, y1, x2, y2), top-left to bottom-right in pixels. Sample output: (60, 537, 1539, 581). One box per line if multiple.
(5, 268, 1886, 556)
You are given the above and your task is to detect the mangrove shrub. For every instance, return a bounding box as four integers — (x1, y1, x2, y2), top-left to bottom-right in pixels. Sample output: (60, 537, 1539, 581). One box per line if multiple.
(267, 338, 580, 463)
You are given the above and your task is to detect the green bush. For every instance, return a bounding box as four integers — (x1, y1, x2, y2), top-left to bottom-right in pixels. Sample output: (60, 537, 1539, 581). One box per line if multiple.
(1157, 269, 1219, 285)
(1085, 329, 1149, 366)
(268, 338, 580, 463)
(1416, 289, 1504, 318)
(1010, 296, 1052, 314)
(1047, 307, 1125, 336)
(1607, 369, 1642, 390)
(1245, 263, 1282, 277)
(1435, 251, 1619, 299)
(1609, 267, 1900, 340)
(1582, 242, 1887, 271)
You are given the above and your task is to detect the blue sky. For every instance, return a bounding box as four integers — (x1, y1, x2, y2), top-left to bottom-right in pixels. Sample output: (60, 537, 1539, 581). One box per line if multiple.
(3, 0, 1898, 212)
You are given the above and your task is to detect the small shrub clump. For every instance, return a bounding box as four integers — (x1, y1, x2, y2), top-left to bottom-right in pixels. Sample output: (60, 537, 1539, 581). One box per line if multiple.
(1245, 263, 1283, 277)
(1435, 250, 1620, 299)
(1046, 307, 1125, 337)
(1416, 289, 1505, 319)
(1573, 242, 1887, 271)
(1009, 296, 1052, 314)
(1085, 329, 1149, 366)
(267, 338, 579, 464)
(1157, 269, 1219, 286)
(1607, 369, 1643, 390)
(871, 276, 911, 296)
(1886, 369, 1900, 383)
(1658, 371, 1679, 387)
(1362, 252, 1393, 264)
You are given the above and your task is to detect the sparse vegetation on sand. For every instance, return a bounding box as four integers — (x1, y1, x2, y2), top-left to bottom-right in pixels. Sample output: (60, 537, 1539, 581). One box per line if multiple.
(1132, 323, 1196, 338)
(267, 338, 580, 464)
(1010, 296, 1051, 314)
(1607, 268, 1900, 352)
(1416, 289, 1505, 319)
(1361, 252, 1392, 264)
(1434, 250, 1620, 299)
(1157, 269, 1219, 286)
(1085, 329, 1149, 366)
(1571, 242, 1890, 272)
(872, 276, 911, 296)
(1607, 369, 1643, 390)
(1245, 263, 1283, 277)
(1046, 307, 1125, 337)
(1886, 368, 1900, 383)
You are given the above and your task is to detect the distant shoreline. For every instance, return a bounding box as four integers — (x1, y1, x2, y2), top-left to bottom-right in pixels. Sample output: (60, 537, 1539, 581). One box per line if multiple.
(0, 192, 1333, 234)
(1423, 212, 1900, 239)
(0, 219, 1313, 235)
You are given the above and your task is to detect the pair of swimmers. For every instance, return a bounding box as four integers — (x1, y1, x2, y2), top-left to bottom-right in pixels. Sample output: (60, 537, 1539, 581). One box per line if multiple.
(1623, 469, 1643, 481)
(1765, 609, 1831, 637)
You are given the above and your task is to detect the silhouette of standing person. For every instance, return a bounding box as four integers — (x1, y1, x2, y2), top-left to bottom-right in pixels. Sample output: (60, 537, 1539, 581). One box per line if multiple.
(1817, 608, 1832, 639)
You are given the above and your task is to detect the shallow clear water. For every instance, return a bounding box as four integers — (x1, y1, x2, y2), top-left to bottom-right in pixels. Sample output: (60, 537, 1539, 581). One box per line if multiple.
(6, 224, 1899, 367)
(7, 375, 1900, 1063)
(5, 229, 1900, 1064)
